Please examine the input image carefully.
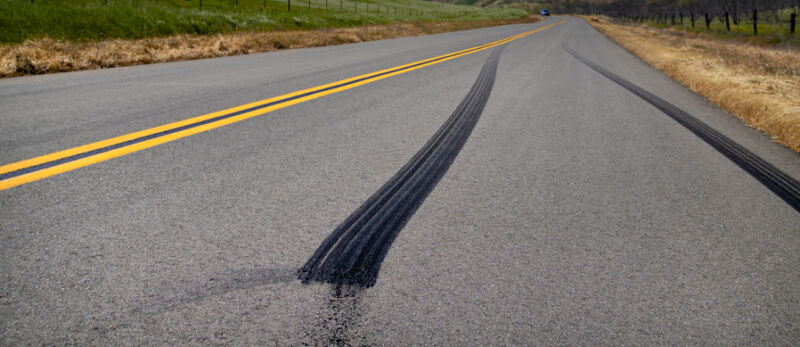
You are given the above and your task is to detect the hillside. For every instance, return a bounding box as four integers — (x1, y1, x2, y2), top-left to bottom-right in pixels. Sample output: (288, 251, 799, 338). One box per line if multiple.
(1, 0, 526, 44)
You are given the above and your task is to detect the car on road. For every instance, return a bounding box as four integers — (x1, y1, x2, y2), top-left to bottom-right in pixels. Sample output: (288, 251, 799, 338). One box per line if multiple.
(540, 9, 550, 16)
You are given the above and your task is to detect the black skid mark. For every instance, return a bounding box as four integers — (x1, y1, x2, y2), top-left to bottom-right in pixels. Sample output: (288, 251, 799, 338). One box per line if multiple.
(299, 46, 507, 288)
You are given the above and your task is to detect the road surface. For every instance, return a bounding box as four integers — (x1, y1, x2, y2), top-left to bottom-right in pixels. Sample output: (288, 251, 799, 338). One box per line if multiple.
(2, 16, 799, 344)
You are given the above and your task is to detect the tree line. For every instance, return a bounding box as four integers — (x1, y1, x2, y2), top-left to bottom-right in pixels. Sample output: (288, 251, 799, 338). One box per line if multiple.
(540, 0, 796, 21)
(594, 0, 796, 23)
(537, 0, 798, 35)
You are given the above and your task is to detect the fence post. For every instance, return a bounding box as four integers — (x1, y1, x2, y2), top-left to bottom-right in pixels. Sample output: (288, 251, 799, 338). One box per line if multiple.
(199, 0, 202, 9)
(704, 13, 710, 28)
(792, 13, 796, 34)
(725, 11, 730, 31)
(288, 0, 290, 12)
(308, 0, 310, 10)
(753, 9, 757, 36)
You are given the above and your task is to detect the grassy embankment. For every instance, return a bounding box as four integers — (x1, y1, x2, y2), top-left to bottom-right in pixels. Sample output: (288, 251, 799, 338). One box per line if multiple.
(0, 0, 529, 76)
(586, 16, 799, 153)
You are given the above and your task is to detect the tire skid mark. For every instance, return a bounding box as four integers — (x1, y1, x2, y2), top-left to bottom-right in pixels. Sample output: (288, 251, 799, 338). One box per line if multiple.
(564, 44, 800, 212)
(301, 285, 365, 346)
(299, 46, 505, 288)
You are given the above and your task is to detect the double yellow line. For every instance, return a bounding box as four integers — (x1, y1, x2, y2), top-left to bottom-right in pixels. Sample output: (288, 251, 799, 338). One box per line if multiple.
(0, 17, 565, 191)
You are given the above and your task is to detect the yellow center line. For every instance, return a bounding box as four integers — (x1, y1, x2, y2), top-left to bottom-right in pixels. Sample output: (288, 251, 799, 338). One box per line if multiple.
(0, 17, 565, 191)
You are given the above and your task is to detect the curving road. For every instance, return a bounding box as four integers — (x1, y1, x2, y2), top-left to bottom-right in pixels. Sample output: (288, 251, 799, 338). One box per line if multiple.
(2, 16, 799, 344)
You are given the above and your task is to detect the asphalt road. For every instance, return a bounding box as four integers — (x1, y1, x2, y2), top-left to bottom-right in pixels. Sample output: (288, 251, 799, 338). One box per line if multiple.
(2, 16, 799, 345)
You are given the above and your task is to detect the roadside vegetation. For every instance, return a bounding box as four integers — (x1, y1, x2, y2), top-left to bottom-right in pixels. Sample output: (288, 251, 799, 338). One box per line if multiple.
(615, 8, 799, 46)
(589, 0, 799, 46)
(480, 0, 800, 45)
(0, 0, 525, 44)
(0, 0, 530, 77)
(586, 16, 800, 153)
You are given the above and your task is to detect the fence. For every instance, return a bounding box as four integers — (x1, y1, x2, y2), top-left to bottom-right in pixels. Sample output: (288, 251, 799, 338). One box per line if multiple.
(25, 0, 470, 18)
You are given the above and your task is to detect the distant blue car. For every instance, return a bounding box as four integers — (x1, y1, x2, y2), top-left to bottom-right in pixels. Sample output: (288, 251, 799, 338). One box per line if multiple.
(540, 9, 550, 16)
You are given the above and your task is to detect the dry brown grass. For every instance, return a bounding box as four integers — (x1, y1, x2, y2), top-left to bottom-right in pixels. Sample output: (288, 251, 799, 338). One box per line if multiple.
(585, 16, 800, 153)
(0, 17, 539, 78)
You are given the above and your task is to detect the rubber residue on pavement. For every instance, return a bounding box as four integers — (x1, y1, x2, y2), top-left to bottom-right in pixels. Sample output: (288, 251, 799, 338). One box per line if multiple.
(564, 43, 800, 213)
(298, 46, 506, 288)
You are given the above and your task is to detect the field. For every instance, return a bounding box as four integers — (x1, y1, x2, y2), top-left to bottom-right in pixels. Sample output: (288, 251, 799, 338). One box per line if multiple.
(634, 9, 799, 46)
(586, 16, 800, 153)
(0, 0, 526, 44)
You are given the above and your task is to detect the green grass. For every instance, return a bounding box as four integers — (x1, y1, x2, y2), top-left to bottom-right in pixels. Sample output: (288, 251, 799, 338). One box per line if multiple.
(0, 0, 526, 44)
(639, 9, 799, 46)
